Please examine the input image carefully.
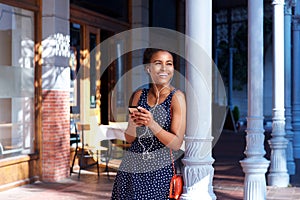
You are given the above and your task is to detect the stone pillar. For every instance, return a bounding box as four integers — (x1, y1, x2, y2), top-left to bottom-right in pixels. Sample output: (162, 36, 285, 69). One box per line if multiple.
(181, 1, 214, 199)
(284, 0, 295, 175)
(292, 1, 300, 183)
(41, 0, 70, 181)
(240, 0, 270, 199)
(267, 0, 290, 187)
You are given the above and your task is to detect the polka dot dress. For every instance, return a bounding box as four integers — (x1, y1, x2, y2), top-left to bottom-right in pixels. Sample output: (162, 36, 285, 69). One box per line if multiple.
(111, 88, 177, 200)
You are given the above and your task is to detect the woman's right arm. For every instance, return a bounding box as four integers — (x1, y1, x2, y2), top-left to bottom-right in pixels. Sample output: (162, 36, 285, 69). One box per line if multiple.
(124, 90, 142, 143)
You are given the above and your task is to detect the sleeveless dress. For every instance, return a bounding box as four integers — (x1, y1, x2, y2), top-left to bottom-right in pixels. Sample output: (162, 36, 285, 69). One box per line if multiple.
(111, 88, 177, 200)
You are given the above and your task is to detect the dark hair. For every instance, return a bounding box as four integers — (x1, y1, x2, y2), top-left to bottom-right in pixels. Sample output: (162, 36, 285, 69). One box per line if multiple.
(142, 48, 175, 65)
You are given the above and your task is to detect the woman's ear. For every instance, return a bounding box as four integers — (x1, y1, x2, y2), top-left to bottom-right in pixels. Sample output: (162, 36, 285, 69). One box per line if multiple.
(146, 66, 150, 73)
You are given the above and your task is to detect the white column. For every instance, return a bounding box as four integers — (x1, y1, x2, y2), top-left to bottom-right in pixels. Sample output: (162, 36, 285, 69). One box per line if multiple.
(182, 1, 214, 200)
(284, 0, 295, 175)
(240, 0, 270, 199)
(292, 1, 300, 182)
(268, 0, 290, 187)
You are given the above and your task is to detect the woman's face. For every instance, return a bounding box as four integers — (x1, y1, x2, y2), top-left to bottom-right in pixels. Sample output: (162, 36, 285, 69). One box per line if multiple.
(148, 50, 174, 86)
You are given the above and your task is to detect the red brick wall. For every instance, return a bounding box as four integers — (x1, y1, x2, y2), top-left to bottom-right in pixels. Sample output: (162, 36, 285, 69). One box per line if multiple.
(42, 90, 70, 181)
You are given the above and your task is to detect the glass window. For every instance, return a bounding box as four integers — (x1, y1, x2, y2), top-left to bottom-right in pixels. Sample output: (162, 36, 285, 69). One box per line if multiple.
(0, 4, 35, 158)
(70, 23, 81, 110)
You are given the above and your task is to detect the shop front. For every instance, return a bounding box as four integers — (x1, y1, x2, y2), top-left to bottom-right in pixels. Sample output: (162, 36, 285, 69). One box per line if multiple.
(0, 0, 131, 190)
(0, 0, 41, 190)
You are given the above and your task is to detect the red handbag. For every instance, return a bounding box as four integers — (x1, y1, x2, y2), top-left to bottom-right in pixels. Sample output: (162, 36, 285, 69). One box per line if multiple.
(169, 150, 183, 200)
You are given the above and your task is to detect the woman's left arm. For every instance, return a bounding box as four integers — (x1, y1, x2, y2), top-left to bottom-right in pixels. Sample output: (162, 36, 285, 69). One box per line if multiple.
(136, 91, 186, 150)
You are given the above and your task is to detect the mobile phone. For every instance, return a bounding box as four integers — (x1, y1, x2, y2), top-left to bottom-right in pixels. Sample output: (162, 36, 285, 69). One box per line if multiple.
(128, 106, 140, 114)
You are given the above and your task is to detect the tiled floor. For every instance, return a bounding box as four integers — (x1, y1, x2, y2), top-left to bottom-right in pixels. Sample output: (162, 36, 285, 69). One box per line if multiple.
(0, 129, 299, 200)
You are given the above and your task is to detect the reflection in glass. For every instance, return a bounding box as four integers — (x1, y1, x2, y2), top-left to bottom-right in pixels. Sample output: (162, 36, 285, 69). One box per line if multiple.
(0, 4, 35, 158)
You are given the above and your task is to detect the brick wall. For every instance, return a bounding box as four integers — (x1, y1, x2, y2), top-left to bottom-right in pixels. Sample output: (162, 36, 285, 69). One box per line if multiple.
(42, 90, 70, 181)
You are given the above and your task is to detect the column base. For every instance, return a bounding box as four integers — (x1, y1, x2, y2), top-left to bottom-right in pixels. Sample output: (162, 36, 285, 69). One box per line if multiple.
(240, 157, 270, 200)
(180, 174, 215, 200)
(267, 173, 290, 187)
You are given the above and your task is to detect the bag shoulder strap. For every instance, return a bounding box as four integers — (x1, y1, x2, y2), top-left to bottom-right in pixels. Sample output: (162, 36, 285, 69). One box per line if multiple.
(170, 149, 176, 175)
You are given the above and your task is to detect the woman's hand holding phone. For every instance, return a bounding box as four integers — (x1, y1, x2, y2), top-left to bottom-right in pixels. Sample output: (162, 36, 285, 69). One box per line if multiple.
(128, 106, 142, 127)
(129, 107, 152, 127)
(135, 107, 163, 135)
(125, 107, 141, 139)
(128, 106, 148, 127)
(128, 106, 140, 114)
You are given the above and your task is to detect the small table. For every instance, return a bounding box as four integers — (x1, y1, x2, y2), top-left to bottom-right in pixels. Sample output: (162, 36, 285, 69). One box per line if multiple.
(97, 124, 127, 141)
(96, 122, 128, 176)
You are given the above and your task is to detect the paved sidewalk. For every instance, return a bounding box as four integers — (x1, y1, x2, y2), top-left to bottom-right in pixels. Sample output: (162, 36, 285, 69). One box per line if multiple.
(0, 130, 299, 199)
(213, 160, 300, 200)
(0, 165, 299, 200)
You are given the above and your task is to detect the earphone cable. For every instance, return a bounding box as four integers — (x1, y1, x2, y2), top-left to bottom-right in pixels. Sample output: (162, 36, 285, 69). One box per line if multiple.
(138, 81, 172, 160)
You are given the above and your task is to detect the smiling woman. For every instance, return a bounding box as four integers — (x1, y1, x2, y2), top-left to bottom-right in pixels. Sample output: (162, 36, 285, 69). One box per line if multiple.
(111, 48, 186, 200)
(145, 49, 175, 90)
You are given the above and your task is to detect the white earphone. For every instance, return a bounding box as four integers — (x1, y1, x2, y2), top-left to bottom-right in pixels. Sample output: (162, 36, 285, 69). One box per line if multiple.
(147, 68, 150, 73)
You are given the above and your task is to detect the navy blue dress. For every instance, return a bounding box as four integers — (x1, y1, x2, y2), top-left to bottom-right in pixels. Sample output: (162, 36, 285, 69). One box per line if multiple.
(111, 88, 177, 200)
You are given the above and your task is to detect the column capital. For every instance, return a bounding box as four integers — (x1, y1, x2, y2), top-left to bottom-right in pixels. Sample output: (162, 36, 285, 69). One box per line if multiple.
(292, 16, 300, 30)
(285, 0, 295, 7)
(285, 0, 293, 14)
(272, 0, 285, 5)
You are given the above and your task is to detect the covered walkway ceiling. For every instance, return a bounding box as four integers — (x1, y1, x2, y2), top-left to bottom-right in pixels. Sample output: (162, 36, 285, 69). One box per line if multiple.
(213, 0, 272, 10)
(213, 0, 247, 10)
